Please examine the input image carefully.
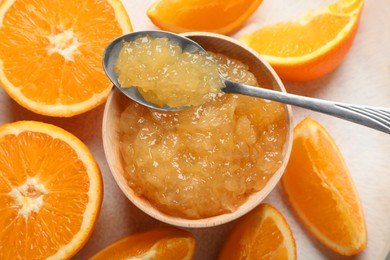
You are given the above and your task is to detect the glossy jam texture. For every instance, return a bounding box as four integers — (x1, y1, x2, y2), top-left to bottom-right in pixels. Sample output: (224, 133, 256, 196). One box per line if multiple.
(114, 36, 223, 108)
(119, 53, 287, 219)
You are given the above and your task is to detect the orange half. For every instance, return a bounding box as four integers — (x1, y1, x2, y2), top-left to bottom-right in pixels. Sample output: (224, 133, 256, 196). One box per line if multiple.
(0, 120, 103, 259)
(0, 0, 132, 117)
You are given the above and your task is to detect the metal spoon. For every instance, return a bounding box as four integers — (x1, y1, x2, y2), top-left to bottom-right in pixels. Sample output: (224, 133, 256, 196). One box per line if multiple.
(103, 31, 390, 134)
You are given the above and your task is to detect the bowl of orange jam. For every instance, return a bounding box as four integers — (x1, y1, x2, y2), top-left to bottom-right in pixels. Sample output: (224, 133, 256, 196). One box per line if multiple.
(102, 32, 293, 227)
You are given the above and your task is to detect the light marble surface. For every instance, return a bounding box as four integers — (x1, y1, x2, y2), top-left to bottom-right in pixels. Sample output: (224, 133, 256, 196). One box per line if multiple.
(0, 0, 389, 259)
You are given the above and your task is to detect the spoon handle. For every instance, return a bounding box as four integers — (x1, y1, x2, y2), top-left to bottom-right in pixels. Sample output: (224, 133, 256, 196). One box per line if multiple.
(223, 80, 390, 134)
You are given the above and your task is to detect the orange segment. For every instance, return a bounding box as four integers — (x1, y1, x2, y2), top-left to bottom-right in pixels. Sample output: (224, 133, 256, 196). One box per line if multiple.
(0, 121, 102, 259)
(240, 0, 363, 81)
(281, 118, 367, 255)
(147, 0, 263, 35)
(90, 227, 196, 260)
(219, 203, 296, 260)
(0, 0, 132, 117)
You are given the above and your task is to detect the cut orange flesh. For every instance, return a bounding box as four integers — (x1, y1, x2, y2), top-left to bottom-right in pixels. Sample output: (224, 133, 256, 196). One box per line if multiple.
(147, 0, 264, 35)
(0, 0, 132, 116)
(90, 227, 196, 260)
(282, 118, 367, 255)
(0, 120, 103, 259)
(240, 0, 364, 81)
(219, 203, 296, 260)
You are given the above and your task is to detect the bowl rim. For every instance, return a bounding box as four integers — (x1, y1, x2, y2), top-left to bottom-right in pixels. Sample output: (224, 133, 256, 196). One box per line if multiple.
(102, 31, 293, 228)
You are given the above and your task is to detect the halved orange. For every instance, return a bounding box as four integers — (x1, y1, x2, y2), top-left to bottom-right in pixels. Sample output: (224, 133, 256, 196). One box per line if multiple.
(90, 227, 196, 260)
(0, 0, 132, 117)
(282, 118, 367, 255)
(219, 203, 296, 260)
(147, 0, 264, 35)
(0, 120, 103, 259)
(240, 0, 364, 81)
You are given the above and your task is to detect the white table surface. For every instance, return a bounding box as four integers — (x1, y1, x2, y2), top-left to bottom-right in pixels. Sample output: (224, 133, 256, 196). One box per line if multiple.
(1, 0, 389, 259)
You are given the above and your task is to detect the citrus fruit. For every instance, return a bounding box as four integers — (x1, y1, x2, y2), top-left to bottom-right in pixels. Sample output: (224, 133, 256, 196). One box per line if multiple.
(0, 0, 132, 117)
(90, 227, 196, 260)
(219, 203, 296, 260)
(281, 117, 367, 255)
(240, 0, 364, 81)
(0, 120, 103, 259)
(147, 0, 264, 35)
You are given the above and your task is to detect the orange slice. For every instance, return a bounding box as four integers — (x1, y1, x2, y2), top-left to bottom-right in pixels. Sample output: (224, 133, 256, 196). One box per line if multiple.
(90, 227, 196, 260)
(0, 121, 103, 259)
(219, 203, 296, 260)
(0, 0, 132, 117)
(147, 0, 263, 35)
(281, 118, 367, 255)
(240, 0, 364, 81)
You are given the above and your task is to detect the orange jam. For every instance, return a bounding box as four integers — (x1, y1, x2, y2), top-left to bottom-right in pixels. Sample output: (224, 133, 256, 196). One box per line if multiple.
(119, 53, 287, 219)
(114, 36, 223, 108)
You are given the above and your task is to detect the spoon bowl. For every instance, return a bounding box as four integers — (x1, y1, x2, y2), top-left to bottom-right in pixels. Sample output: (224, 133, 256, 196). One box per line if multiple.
(103, 30, 207, 111)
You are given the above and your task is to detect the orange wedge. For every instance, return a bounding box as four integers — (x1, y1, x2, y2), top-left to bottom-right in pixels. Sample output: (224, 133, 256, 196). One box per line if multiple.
(147, 0, 263, 35)
(0, 121, 102, 259)
(240, 0, 364, 81)
(219, 203, 296, 260)
(90, 227, 196, 260)
(0, 0, 132, 117)
(281, 118, 367, 255)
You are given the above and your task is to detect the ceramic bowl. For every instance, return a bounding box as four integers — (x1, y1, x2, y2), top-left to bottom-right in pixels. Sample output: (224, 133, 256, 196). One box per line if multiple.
(102, 32, 293, 228)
